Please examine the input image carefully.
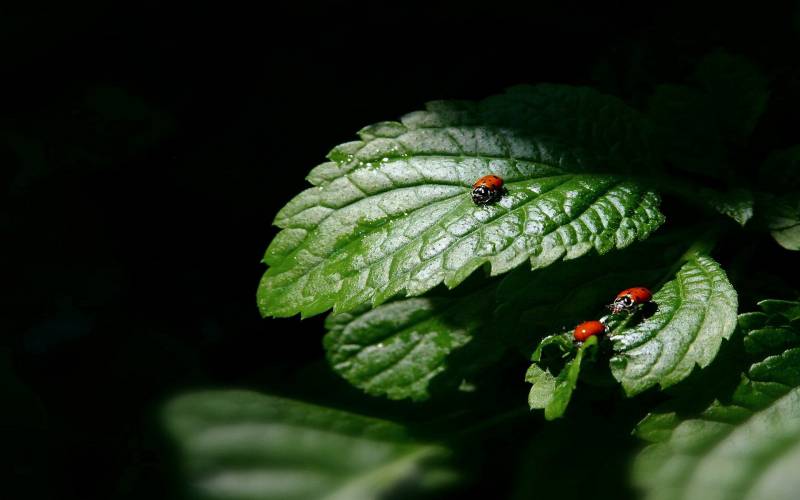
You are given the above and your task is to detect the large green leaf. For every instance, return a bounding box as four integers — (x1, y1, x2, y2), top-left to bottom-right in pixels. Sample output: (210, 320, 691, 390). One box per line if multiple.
(258, 86, 665, 318)
(634, 300, 800, 500)
(163, 390, 454, 500)
(610, 255, 738, 396)
(323, 281, 504, 401)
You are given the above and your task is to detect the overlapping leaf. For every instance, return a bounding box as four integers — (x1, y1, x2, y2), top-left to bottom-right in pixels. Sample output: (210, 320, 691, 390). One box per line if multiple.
(757, 146, 800, 250)
(163, 390, 455, 500)
(324, 232, 687, 403)
(610, 255, 738, 395)
(258, 85, 665, 318)
(634, 300, 800, 500)
(324, 281, 504, 401)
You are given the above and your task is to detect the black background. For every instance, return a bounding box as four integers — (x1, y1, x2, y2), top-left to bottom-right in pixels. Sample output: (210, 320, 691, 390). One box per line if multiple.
(4, 2, 799, 499)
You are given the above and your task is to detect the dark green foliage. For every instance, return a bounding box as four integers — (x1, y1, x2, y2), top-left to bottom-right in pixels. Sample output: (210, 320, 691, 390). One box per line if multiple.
(174, 49, 798, 499)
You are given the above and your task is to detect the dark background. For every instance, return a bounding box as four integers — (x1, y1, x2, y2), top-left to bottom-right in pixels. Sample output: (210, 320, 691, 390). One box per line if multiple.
(4, 2, 799, 499)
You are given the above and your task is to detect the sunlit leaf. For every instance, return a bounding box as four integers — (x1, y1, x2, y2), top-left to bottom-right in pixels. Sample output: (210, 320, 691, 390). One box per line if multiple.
(258, 86, 665, 318)
(610, 256, 738, 396)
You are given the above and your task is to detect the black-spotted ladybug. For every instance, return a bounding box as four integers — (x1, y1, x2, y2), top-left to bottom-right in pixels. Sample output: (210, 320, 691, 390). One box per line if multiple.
(471, 175, 505, 205)
(609, 287, 653, 314)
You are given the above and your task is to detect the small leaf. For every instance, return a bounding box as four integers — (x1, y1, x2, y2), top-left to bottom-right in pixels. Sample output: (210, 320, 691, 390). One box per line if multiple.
(323, 282, 504, 401)
(755, 146, 800, 250)
(526, 335, 598, 420)
(610, 255, 738, 396)
(703, 188, 754, 226)
(633, 300, 800, 500)
(760, 193, 800, 250)
(258, 86, 665, 318)
(162, 390, 454, 500)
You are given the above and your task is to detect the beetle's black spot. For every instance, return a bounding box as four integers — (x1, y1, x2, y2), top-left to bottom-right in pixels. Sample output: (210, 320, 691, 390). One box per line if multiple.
(471, 186, 504, 205)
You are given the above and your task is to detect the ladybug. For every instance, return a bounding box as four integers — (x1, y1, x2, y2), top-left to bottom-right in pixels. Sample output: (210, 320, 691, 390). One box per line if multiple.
(609, 287, 653, 314)
(471, 175, 505, 205)
(573, 320, 606, 342)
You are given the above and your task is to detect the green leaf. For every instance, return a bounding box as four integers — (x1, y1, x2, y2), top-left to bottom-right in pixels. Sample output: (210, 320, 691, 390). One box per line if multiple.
(654, 175, 755, 225)
(526, 335, 598, 420)
(758, 193, 800, 251)
(756, 146, 800, 250)
(162, 390, 455, 500)
(704, 188, 754, 226)
(694, 50, 769, 141)
(258, 86, 665, 318)
(495, 230, 688, 348)
(610, 255, 738, 396)
(479, 84, 660, 172)
(633, 300, 800, 500)
(323, 281, 504, 401)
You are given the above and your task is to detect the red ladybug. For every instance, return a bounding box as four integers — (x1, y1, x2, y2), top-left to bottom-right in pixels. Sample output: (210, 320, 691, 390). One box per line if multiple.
(471, 175, 505, 205)
(609, 287, 653, 314)
(573, 320, 606, 342)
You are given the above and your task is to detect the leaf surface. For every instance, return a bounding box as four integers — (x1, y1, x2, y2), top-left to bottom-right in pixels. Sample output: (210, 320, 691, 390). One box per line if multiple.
(163, 390, 454, 500)
(323, 282, 503, 401)
(259, 86, 665, 318)
(526, 335, 598, 420)
(633, 300, 800, 500)
(610, 256, 738, 395)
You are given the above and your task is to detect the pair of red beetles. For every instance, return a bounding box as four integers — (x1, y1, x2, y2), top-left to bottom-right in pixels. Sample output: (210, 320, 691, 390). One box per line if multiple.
(573, 287, 653, 341)
(470, 176, 653, 342)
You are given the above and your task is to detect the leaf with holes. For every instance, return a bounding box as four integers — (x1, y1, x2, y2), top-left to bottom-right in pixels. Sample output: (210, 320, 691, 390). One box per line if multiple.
(163, 390, 456, 500)
(609, 255, 738, 396)
(323, 281, 504, 401)
(258, 86, 665, 318)
(526, 334, 598, 420)
(633, 300, 800, 500)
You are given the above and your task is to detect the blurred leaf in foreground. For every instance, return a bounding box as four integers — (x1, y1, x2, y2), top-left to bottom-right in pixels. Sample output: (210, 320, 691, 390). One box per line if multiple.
(163, 390, 455, 500)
